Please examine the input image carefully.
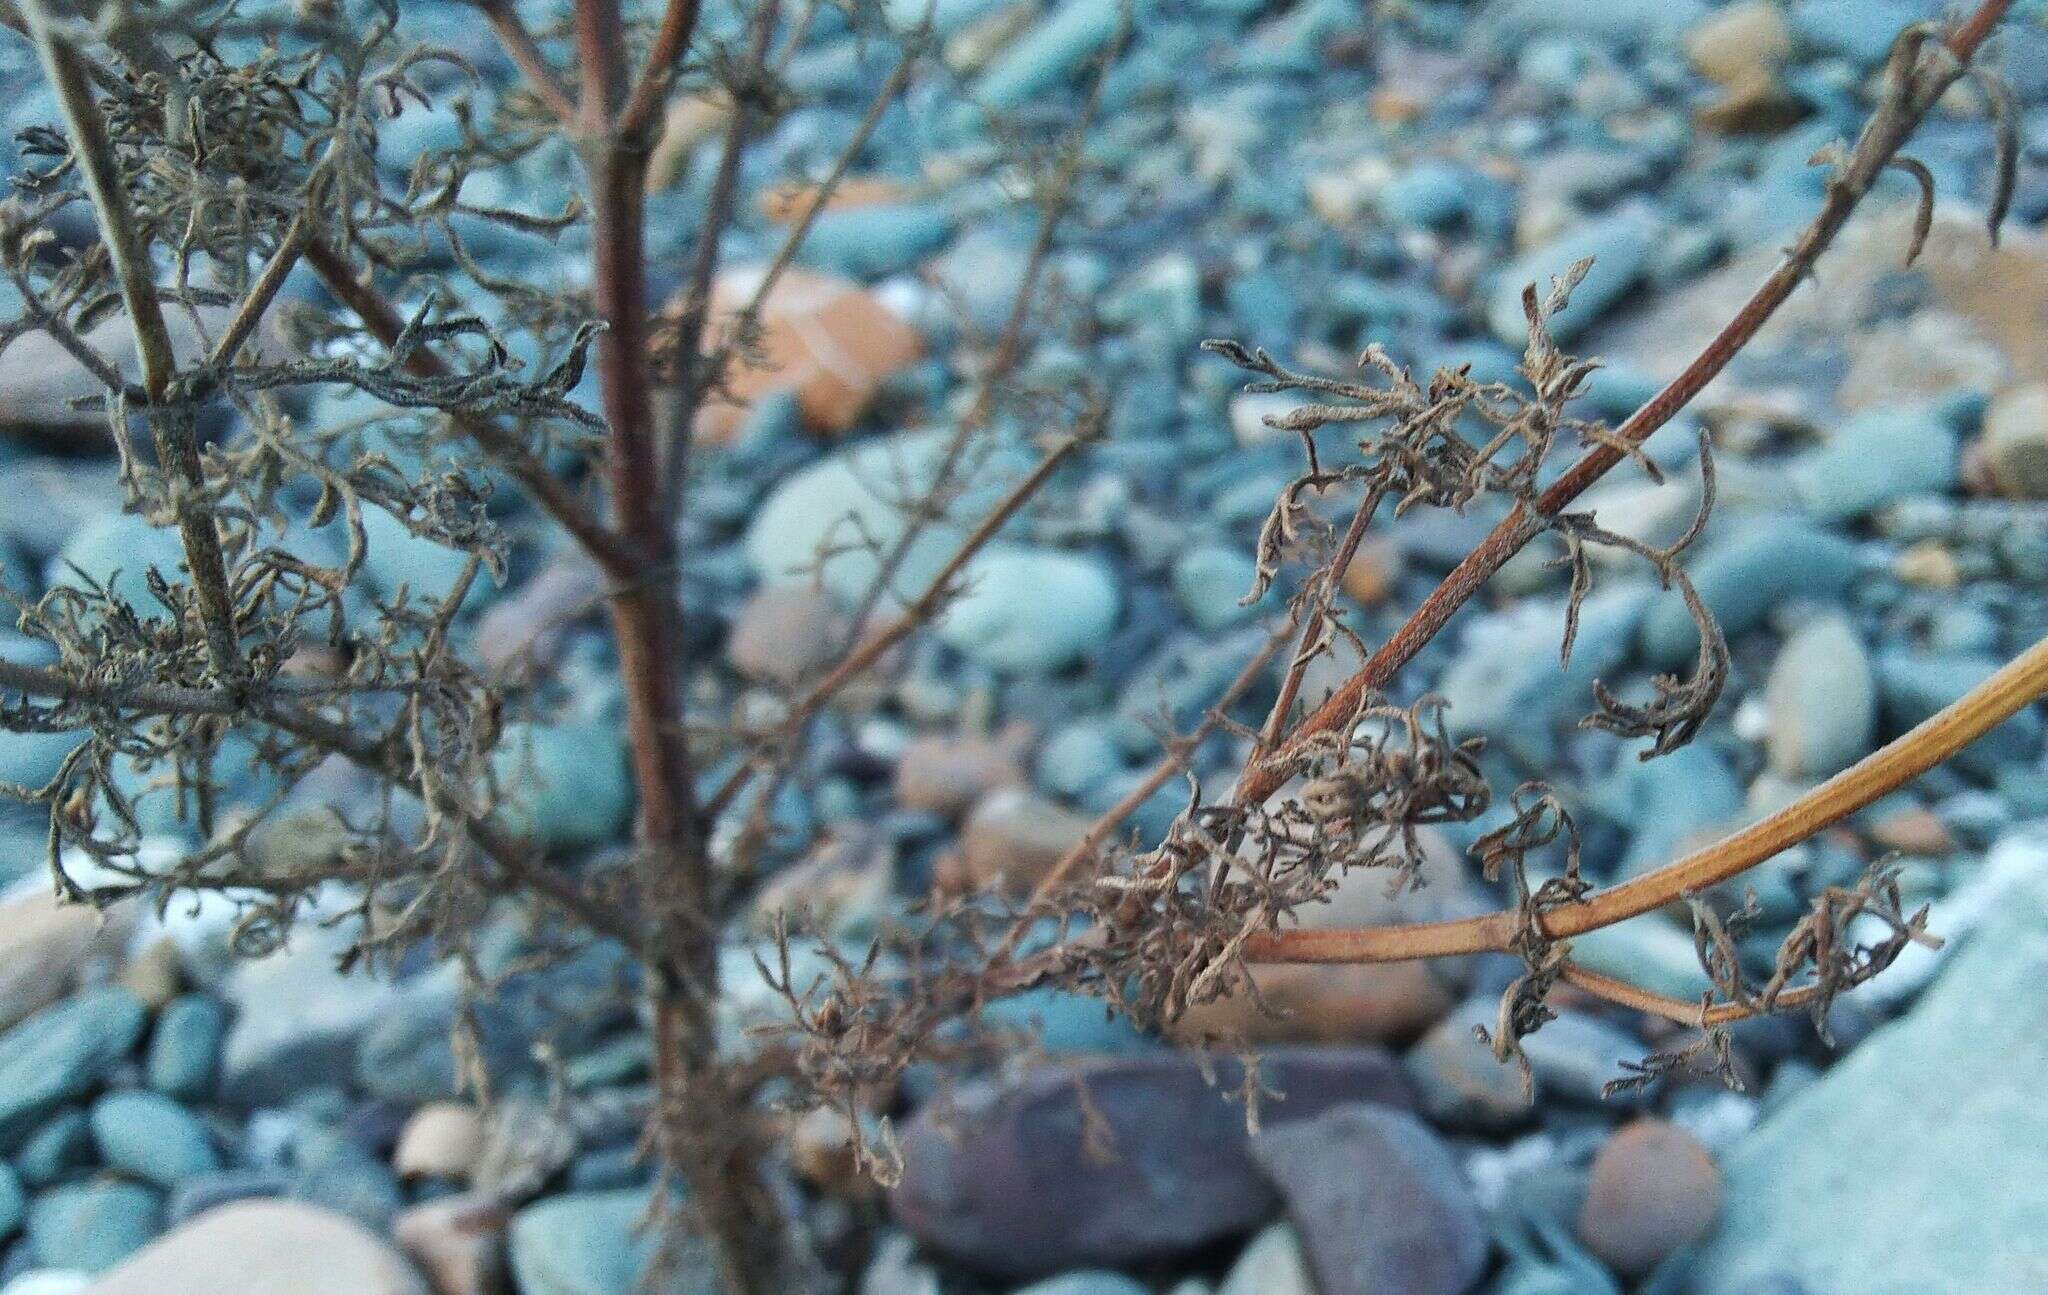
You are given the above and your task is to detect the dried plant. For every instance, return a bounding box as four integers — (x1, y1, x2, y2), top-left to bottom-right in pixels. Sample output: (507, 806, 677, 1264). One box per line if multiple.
(0, 0, 2043, 1289)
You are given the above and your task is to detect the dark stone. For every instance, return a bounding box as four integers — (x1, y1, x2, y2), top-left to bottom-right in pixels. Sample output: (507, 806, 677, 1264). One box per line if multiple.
(889, 1047, 1413, 1279)
(1248, 1103, 1489, 1295)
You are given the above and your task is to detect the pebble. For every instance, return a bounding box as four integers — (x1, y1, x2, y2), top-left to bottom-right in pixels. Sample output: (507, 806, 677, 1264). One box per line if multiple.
(745, 427, 1029, 603)
(1685, 2, 1790, 87)
(1170, 545, 1261, 630)
(801, 204, 951, 280)
(1217, 1223, 1314, 1295)
(1639, 518, 1861, 667)
(392, 1193, 509, 1295)
(890, 1049, 1412, 1278)
(1876, 651, 2044, 779)
(144, 996, 228, 1101)
(972, 0, 1132, 109)
(86, 1199, 426, 1294)
(953, 788, 1093, 893)
(218, 922, 402, 1107)
(1488, 206, 1661, 345)
(693, 267, 922, 444)
(0, 886, 127, 1035)
(1402, 1012, 1536, 1133)
(1440, 585, 1651, 763)
(725, 585, 843, 687)
(0, 1162, 22, 1239)
(1248, 1103, 1489, 1295)
(1012, 1275, 1148, 1295)
(1577, 1118, 1721, 1278)
(892, 726, 1030, 818)
(24, 1181, 162, 1274)
(1689, 856, 2048, 1292)
(1788, 406, 1959, 520)
(0, 988, 147, 1152)
(509, 1189, 715, 1295)
(393, 1102, 486, 1182)
(1172, 829, 1471, 1045)
(14, 1111, 93, 1188)
(485, 721, 632, 853)
(1595, 742, 1745, 881)
(89, 1090, 220, 1188)
(1339, 536, 1405, 606)
(359, 507, 492, 613)
(935, 546, 1120, 674)
(1763, 613, 1875, 777)
(1977, 382, 2048, 499)
(46, 513, 191, 612)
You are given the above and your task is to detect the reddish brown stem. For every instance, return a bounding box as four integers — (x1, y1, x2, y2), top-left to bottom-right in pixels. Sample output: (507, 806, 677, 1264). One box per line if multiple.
(302, 237, 637, 576)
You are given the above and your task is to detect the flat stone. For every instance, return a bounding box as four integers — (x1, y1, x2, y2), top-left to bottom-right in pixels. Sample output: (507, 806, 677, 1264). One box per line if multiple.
(508, 1189, 716, 1295)
(1639, 518, 1861, 668)
(0, 988, 148, 1152)
(89, 1090, 220, 1189)
(935, 546, 1120, 674)
(28, 1182, 161, 1274)
(953, 788, 1093, 893)
(1172, 829, 1472, 1046)
(1978, 382, 2048, 499)
(393, 1193, 509, 1295)
(1689, 845, 2048, 1292)
(1488, 207, 1661, 345)
(85, 1200, 424, 1294)
(393, 1102, 486, 1182)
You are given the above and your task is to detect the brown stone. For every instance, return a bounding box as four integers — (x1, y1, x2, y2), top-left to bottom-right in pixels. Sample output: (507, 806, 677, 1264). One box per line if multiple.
(1865, 806, 1955, 856)
(726, 584, 843, 686)
(690, 266, 923, 444)
(474, 550, 603, 679)
(787, 1106, 877, 1200)
(892, 724, 1031, 818)
(1169, 829, 1473, 1046)
(759, 177, 914, 223)
(393, 1194, 510, 1295)
(89, 1200, 427, 1295)
(1340, 536, 1406, 607)
(0, 884, 132, 1033)
(117, 936, 185, 1011)
(1578, 1118, 1722, 1279)
(1685, 2, 1791, 87)
(955, 788, 1093, 893)
(749, 829, 894, 936)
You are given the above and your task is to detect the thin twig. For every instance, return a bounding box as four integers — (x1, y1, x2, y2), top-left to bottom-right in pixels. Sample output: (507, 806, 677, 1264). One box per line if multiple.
(302, 235, 638, 576)
(618, 0, 705, 139)
(206, 214, 310, 372)
(1256, 480, 1392, 754)
(467, 0, 580, 125)
(654, 0, 780, 515)
(1242, 631, 2048, 965)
